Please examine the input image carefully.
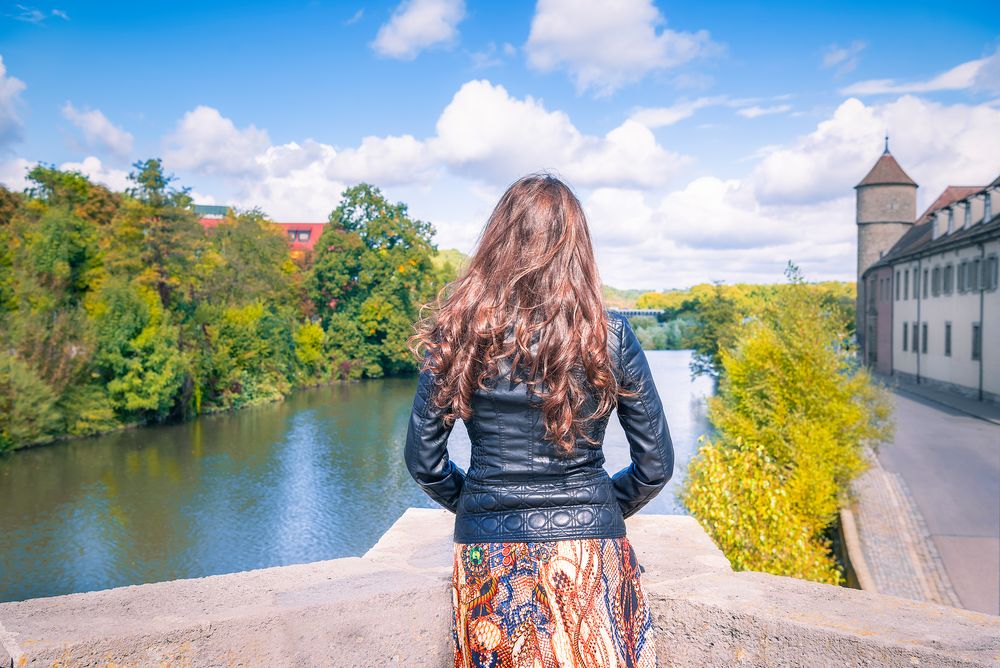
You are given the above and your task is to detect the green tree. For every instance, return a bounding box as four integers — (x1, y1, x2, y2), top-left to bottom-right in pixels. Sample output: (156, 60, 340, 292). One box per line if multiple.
(105, 159, 202, 309)
(308, 184, 440, 378)
(197, 208, 297, 306)
(200, 301, 294, 409)
(91, 279, 184, 420)
(686, 283, 740, 377)
(0, 353, 63, 452)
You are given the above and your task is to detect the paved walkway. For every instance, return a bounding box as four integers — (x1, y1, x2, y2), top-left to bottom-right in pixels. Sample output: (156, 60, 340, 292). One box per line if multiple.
(889, 375, 1000, 425)
(851, 388, 1000, 615)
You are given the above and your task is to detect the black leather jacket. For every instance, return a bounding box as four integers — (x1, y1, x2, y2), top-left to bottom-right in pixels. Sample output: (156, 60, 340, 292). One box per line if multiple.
(404, 310, 674, 543)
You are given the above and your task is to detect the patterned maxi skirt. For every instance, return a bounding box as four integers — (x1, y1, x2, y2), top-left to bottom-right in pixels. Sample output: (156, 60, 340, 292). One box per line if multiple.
(451, 536, 657, 667)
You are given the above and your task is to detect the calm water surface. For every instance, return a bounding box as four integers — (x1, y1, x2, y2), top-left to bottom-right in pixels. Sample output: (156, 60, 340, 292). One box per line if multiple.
(0, 350, 712, 602)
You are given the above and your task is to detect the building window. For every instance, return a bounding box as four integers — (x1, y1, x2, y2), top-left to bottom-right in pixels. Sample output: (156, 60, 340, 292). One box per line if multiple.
(902, 321, 908, 351)
(971, 323, 981, 361)
(904, 270, 909, 299)
(921, 322, 928, 354)
(958, 261, 966, 293)
(922, 268, 928, 298)
(895, 271, 900, 300)
(945, 322, 952, 357)
(931, 266, 941, 296)
(912, 322, 919, 354)
(985, 192, 993, 222)
(986, 255, 999, 291)
(971, 258, 981, 291)
(943, 264, 954, 294)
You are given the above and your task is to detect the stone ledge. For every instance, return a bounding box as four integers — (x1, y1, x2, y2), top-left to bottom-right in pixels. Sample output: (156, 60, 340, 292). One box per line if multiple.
(2, 508, 998, 667)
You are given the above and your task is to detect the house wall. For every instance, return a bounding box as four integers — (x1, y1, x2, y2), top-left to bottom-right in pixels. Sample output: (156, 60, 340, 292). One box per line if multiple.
(890, 237, 999, 400)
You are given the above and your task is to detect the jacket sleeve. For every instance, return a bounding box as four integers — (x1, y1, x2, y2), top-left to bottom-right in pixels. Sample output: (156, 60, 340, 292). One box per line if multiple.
(404, 366, 466, 513)
(610, 317, 674, 519)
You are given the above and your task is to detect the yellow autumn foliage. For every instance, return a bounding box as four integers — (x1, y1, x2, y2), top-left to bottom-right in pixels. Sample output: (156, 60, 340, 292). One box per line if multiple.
(682, 266, 892, 584)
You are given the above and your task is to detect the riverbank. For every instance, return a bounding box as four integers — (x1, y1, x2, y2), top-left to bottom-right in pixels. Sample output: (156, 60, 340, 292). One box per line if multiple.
(0, 374, 376, 455)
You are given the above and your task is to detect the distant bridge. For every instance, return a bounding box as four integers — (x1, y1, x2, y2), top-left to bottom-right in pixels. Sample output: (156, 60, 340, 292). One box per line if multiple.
(610, 308, 663, 318)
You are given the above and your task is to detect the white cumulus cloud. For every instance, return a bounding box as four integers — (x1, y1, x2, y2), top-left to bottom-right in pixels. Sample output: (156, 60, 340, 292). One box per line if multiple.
(58, 156, 130, 191)
(431, 80, 688, 188)
(0, 56, 27, 150)
(372, 0, 465, 60)
(62, 103, 134, 159)
(751, 95, 1000, 206)
(159, 79, 690, 221)
(525, 0, 716, 96)
(163, 105, 271, 177)
(0, 157, 32, 191)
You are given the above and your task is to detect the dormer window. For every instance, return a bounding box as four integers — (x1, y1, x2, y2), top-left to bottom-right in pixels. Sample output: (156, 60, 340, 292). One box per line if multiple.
(947, 208, 954, 233)
(986, 192, 993, 222)
(964, 202, 972, 228)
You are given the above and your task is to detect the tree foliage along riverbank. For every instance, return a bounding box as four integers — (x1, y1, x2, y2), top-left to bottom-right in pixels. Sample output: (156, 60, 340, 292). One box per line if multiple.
(680, 264, 893, 585)
(626, 280, 856, 375)
(0, 162, 455, 453)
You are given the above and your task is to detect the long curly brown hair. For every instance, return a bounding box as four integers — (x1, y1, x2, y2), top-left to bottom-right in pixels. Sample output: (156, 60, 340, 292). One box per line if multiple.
(407, 173, 625, 453)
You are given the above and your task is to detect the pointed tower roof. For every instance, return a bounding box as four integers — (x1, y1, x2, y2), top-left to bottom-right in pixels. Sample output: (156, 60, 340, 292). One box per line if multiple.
(855, 145, 917, 188)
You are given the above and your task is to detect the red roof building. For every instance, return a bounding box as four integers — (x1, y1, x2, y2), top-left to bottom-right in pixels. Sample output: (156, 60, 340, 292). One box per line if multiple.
(196, 209, 327, 254)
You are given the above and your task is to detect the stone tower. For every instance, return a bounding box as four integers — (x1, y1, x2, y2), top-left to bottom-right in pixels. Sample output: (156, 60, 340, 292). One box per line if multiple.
(854, 143, 917, 341)
(855, 142, 918, 282)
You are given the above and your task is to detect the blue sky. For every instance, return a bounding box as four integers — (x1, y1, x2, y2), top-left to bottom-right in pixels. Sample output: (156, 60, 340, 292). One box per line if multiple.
(1, 1, 998, 289)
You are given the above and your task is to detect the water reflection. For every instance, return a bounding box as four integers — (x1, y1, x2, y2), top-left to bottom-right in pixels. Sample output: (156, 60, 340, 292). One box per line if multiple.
(0, 350, 711, 602)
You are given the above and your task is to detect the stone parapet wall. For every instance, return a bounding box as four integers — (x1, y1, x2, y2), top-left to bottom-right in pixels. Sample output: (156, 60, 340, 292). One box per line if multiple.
(2, 508, 998, 667)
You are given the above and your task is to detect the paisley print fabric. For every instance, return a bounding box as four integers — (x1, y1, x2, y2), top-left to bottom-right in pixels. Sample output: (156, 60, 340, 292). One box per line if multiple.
(451, 536, 657, 667)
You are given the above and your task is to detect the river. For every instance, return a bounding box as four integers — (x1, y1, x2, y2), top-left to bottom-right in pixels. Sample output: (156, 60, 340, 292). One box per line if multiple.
(0, 350, 713, 602)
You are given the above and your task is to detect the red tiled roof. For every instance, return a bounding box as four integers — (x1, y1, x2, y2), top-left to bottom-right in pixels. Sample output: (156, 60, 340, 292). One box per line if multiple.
(855, 152, 917, 188)
(916, 186, 985, 224)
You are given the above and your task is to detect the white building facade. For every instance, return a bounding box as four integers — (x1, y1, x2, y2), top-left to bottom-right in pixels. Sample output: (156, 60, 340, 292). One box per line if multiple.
(857, 151, 999, 403)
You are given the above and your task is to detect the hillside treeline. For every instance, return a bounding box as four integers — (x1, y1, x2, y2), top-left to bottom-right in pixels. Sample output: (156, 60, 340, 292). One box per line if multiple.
(0, 161, 453, 452)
